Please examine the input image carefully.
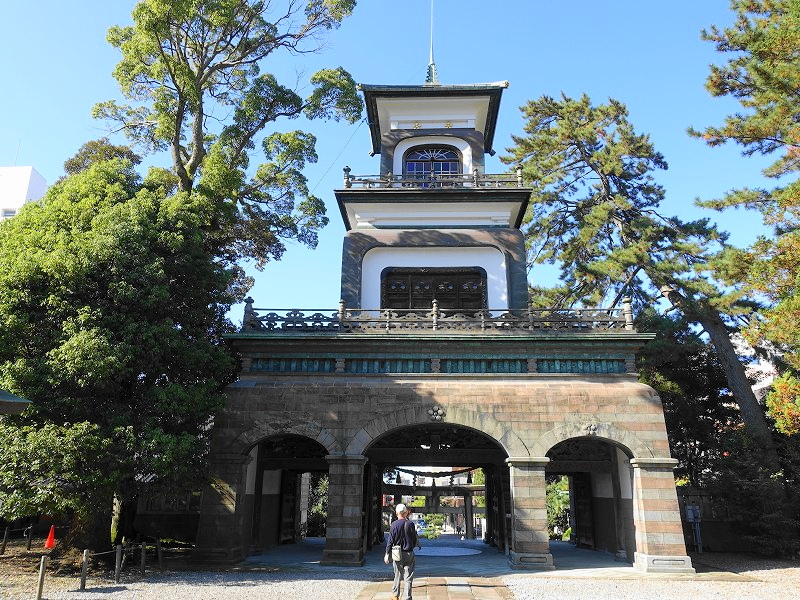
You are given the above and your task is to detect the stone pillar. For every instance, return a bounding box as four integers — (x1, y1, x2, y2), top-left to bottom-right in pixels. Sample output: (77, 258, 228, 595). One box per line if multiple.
(322, 454, 367, 566)
(630, 458, 694, 573)
(464, 491, 475, 539)
(506, 457, 553, 569)
(193, 452, 252, 563)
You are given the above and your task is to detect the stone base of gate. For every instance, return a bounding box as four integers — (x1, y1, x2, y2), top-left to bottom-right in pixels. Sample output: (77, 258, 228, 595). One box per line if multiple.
(634, 552, 694, 573)
(508, 551, 554, 570)
(320, 548, 365, 566)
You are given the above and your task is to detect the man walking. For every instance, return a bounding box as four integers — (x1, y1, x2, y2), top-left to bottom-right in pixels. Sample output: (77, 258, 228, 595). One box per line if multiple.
(384, 503, 420, 600)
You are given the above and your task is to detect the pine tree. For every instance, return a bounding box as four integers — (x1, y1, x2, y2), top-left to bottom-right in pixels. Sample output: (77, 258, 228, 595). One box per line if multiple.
(504, 93, 775, 451)
(690, 0, 800, 434)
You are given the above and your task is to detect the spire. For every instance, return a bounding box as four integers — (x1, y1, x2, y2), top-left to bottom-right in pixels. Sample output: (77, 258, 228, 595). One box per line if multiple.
(425, 0, 440, 85)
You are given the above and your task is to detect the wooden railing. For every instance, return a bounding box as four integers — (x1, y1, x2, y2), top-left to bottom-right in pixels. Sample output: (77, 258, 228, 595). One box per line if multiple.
(341, 166, 525, 189)
(241, 298, 635, 333)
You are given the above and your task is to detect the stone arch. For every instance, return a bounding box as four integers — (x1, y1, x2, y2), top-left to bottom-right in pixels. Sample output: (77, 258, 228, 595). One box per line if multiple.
(532, 420, 655, 459)
(226, 418, 341, 456)
(344, 405, 529, 457)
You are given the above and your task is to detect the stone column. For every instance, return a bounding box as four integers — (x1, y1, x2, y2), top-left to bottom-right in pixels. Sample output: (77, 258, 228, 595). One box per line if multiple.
(193, 452, 252, 563)
(322, 454, 367, 566)
(630, 458, 694, 573)
(506, 457, 553, 569)
(464, 491, 475, 539)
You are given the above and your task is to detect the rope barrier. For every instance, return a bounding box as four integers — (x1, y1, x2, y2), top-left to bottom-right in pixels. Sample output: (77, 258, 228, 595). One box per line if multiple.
(5, 534, 167, 593)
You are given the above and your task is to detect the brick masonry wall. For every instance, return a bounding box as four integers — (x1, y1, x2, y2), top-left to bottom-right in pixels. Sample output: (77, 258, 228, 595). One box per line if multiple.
(216, 374, 670, 460)
(199, 372, 689, 567)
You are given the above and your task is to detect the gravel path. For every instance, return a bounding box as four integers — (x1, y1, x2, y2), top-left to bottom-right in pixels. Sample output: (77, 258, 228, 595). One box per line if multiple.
(503, 578, 789, 600)
(504, 552, 800, 600)
(42, 570, 374, 600)
(3, 550, 797, 600)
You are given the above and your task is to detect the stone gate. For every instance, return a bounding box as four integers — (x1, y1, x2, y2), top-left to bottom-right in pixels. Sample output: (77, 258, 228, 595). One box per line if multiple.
(193, 78, 694, 573)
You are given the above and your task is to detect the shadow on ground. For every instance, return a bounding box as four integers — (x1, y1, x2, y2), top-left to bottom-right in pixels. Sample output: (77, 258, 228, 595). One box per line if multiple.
(242, 535, 636, 578)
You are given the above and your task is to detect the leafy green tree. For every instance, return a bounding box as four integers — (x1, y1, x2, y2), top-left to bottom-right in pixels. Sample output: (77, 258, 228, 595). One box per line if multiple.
(545, 475, 569, 538)
(503, 93, 775, 451)
(94, 0, 363, 268)
(690, 0, 800, 434)
(704, 430, 800, 557)
(305, 473, 327, 537)
(422, 513, 444, 539)
(0, 159, 236, 551)
(637, 309, 741, 485)
(63, 137, 142, 176)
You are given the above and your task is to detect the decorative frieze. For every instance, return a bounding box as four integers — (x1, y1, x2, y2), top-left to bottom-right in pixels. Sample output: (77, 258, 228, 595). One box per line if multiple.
(249, 355, 626, 375)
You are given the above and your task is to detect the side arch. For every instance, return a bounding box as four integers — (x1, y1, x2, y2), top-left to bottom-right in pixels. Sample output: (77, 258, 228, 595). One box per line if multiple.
(532, 421, 655, 459)
(344, 405, 529, 457)
(226, 418, 341, 456)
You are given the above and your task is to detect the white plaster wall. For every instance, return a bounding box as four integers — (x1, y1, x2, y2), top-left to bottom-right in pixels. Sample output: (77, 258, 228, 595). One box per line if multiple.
(350, 201, 519, 228)
(262, 470, 282, 494)
(361, 246, 508, 309)
(589, 448, 634, 499)
(245, 445, 258, 494)
(618, 447, 633, 499)
(392, 136, 473, 175)
(591, 471, 614, 498)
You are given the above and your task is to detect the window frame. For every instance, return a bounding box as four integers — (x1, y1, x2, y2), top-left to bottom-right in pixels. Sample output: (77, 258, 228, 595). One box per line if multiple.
(402, 145, 462, 180)
(380, 266, 488, 311)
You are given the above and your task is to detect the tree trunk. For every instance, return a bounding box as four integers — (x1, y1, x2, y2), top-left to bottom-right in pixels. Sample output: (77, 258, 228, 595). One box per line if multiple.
(56, 497, 114, 563)
(660, 286, 776, 455)
(111, 495, 139, 545)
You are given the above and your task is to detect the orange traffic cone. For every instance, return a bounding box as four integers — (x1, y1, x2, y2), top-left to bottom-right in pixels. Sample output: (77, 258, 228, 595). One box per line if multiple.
(44, 525, 55, 549)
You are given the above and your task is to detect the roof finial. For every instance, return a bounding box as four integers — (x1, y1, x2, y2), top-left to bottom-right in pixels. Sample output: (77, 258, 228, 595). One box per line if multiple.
(425, 0, 440, 85)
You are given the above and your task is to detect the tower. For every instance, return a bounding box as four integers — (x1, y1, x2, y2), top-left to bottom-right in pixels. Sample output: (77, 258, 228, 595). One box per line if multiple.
(193, 75, 695, 574)
(337, 81, 529, 314)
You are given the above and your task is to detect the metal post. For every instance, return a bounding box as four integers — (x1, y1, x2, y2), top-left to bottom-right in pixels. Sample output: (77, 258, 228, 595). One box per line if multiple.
(343, 165, 352, 188)
(1, 526, 8, 555)
(35, 555, 47, 600)
(141, 543, 146, 575)
(114, 544, 122, 583)
(26, 525, 32, 550)
(80, 549, 89, 590)
(156, 539, 163, 572)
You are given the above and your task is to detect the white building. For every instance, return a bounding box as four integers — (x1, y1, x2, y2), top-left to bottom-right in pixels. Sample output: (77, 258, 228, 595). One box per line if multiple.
(0, 166, 48, 220)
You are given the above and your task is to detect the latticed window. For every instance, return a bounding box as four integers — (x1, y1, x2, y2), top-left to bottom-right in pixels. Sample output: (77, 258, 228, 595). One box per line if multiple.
(404, 147, 461, 179)
(381, 267, 486, 310)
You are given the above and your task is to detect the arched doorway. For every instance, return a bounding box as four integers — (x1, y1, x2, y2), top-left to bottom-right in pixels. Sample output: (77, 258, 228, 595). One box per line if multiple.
(545, 437, 634, 561)
(245, 434, 329, 552)
(363, 423, 511, 555)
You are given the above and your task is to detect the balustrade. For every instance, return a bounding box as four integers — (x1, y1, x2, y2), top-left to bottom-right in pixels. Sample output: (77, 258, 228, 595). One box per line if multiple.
(341, 165, 525, 189)
(241, 298, 635, 333)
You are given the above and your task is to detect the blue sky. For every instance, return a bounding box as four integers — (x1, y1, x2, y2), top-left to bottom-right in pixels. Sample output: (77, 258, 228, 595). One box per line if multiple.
(0, 1, 771, 323)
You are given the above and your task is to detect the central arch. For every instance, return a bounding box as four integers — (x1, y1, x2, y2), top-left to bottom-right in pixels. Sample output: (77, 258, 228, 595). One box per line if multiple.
(346, 405, 529, 457)
(362, 421, 512, 555)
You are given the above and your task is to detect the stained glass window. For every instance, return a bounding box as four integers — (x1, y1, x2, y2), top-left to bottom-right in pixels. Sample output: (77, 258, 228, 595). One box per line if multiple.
(404, 147, 461, 179)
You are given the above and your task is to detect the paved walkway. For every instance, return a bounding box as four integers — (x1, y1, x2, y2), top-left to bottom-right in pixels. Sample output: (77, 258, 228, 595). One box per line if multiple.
(355, 576, 513, 599)
(242, 534, 747, 599)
